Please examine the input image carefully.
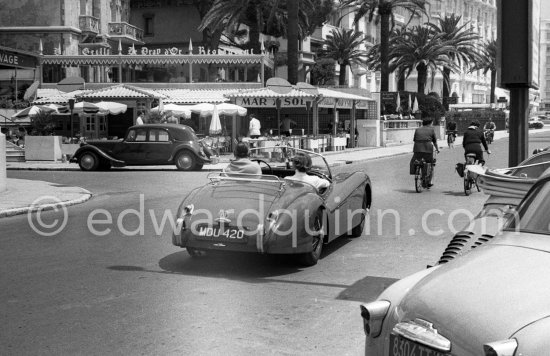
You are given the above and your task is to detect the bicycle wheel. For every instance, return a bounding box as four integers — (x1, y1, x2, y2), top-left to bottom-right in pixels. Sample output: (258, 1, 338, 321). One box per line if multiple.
(447, 134, 454, 148)
(415, 165, 423, 193)
(426, 163, 433, 189)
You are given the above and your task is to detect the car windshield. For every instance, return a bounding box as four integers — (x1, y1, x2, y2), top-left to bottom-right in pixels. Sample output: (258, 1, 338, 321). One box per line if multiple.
(505, 180, 550, 235)
(248, 146, 331, 178)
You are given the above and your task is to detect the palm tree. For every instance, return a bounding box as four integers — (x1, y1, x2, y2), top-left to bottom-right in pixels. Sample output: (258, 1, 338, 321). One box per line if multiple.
(287, 0, 300, 84)
(427, 14, 480, 109)
(339, 0, 428, 92)
(391, 26, 458, 94)
(319, 28, 366, 85)
(471, 39, 497, 104)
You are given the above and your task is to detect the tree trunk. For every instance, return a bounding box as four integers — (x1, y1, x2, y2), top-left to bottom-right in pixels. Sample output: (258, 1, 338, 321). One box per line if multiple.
(397, 72, 405, 91)
(443, 67, 451, 111)
(490, 69, 496, 104)
(287, 0, 300, 84)
(380, 13, 390, 92)
(339, 63, 347, 85)
(416, 63, 427, 94)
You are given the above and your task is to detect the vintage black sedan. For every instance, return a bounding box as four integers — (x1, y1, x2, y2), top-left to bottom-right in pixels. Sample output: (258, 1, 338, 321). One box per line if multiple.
(172, 147, 372, 266)
(360, 168, 550, 356)
(70, 124, 210, 171)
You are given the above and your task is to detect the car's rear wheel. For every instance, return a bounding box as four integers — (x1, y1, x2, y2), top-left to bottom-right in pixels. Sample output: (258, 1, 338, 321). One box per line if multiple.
(350, 190, 369, 237)
(298, 210, 325, 266)
(79, 152, 99, 171)
(175, 151, 196, 171)
(187, 247, 206, 258)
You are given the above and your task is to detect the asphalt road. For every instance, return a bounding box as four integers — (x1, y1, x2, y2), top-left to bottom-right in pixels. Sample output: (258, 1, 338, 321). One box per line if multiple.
(2, 130, 549, 355)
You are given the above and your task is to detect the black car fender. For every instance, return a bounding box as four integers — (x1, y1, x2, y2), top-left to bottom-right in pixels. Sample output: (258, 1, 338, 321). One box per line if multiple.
(71, 145, 125, 166)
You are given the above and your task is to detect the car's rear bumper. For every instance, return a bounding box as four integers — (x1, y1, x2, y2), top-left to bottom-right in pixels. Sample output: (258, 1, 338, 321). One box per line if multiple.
(172, 218, 313, 254)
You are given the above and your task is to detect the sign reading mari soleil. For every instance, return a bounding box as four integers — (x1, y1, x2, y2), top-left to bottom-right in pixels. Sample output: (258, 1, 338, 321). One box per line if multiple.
(236, 97, 368, 109)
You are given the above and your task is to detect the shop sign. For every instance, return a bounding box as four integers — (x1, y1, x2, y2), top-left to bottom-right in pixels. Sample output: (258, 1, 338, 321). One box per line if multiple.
(127, 46, 257, 56)
(0, 49, 36, 68)
(236, 97, 368, 109)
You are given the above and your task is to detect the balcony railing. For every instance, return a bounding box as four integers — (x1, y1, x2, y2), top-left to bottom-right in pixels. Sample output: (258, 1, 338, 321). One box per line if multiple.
(79, 15, 100, 35)
(108, 22, 144, 43)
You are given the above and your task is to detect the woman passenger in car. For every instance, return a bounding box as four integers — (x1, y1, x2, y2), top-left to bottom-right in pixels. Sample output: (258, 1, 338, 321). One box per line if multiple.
(286, 152, 330, 191)
(223, 142, 262, 176)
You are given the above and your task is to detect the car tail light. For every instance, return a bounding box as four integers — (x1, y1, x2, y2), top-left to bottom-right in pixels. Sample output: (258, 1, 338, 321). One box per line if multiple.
(483, 339, 518, 356)
(360, 301, 390, 338)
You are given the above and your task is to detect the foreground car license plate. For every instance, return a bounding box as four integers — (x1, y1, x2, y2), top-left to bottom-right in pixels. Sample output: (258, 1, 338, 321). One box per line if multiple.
(390, 334, 449, 356)
(196, 225, 247, 243)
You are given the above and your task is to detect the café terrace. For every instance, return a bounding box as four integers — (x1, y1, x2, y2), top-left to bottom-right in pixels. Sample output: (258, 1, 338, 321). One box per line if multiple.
(30, 40, 387, 151)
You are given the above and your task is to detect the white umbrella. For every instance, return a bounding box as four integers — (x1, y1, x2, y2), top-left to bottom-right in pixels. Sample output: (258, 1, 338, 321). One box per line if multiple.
(209, 105, 222, 135)
(150, 103, 192, 118)
(72, 101, 127, 115)
(412, 96, 419, 113)
(188, 103, 247, 116)
(95, 101, 127, 115)
(216, 103, 247, 116)
(12, 105, 58, 119)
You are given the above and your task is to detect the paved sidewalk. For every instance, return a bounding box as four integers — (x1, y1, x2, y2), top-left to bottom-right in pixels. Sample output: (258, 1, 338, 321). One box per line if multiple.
(0, 128, 540, 218)
(0, 178, 92, 218)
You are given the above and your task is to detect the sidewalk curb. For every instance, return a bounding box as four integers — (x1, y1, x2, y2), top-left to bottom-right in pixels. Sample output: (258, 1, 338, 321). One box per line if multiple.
(0, 192, 93, 218)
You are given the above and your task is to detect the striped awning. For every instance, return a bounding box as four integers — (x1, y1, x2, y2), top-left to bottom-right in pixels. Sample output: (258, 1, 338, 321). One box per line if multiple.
(77, 84, 166, 99)
(161, 89, 238, 104)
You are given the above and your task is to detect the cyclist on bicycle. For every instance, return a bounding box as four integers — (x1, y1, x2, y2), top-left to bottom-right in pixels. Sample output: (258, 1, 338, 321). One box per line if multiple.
(463, 120, 491, 165)
(483, 118, 496, 142)
(446, 118, 458, 148)
(412, 118, 440, 187)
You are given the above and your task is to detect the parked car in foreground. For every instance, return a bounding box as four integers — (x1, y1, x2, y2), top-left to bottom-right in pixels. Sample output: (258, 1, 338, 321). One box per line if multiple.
(70, 124, 210, 171)
(360, 168, 550, 355)
(172, 147, 372, 266)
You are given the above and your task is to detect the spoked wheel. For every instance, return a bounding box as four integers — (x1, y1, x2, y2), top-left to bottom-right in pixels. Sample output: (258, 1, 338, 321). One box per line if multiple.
(447, 135, 454, 148)
(298, 210, 325, 266)
(464, 174, 472, 196)
(415, 166, 423, 193)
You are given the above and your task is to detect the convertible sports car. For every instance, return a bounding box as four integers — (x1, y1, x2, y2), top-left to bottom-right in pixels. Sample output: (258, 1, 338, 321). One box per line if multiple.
(70, 124, 210, 171)
(360, 169, 550, 355)
(172, 147, 372, 266)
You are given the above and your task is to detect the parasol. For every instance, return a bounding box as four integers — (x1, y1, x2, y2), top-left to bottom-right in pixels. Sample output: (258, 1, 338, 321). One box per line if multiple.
(188, 103, 247, 116)
(396, 92, 401, 113)
(209, 105, 222, 135)
(150, 103, 192, 118)
(412, 96, 419, 113)
(72, 101, 127, 115)
(12, 105, 58, 119)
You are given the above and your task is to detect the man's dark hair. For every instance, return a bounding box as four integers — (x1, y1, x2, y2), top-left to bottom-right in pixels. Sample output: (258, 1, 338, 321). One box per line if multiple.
(422, 118, 433, 126)
(234, 142, 250, 158)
